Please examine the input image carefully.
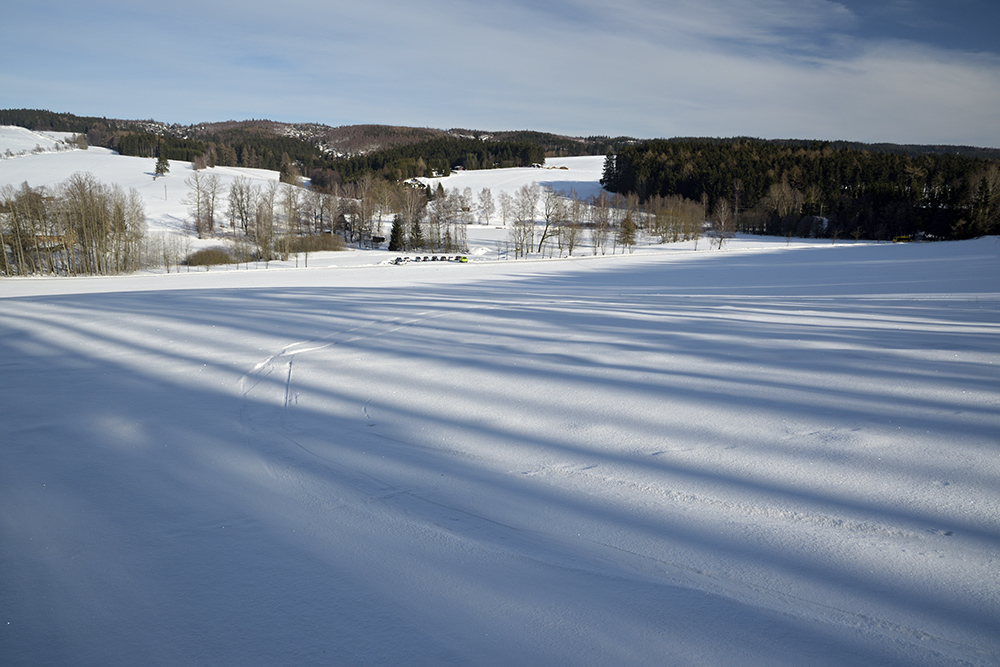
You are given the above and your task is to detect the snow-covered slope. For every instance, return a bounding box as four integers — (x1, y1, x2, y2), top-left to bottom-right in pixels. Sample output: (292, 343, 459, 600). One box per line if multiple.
(0, 126, 283, 240)
(419, 155, 608, 202)
(2, 126, 999, 665)
(0, 125, 606, 247)
(0, 126, 75, 157)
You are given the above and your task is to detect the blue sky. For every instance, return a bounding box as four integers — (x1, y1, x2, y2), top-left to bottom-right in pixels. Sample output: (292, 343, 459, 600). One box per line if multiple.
(3, 0, 999, 146)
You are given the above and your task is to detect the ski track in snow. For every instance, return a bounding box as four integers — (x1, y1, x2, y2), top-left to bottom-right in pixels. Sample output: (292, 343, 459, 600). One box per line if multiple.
(229, 274, 999, 666)
(4, 256, 997, 666)
(239, 308, 455, 430)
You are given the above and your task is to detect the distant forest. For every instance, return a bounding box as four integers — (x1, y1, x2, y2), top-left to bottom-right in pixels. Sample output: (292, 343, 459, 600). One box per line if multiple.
(0, 109, 578, 186)
(4, 109, 999, 240)
(602, 138, 1000, 240)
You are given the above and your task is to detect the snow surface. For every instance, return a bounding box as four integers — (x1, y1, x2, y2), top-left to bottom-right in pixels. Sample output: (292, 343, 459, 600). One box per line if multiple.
(0, 126, 74, 157)
(0, 126, 285, 245)
(418, 156, 609, 202)
(1, 126, 999, 665)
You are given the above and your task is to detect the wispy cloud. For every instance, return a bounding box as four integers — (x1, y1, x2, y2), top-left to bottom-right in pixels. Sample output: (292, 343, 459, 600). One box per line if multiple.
(3, 0, 998, 145)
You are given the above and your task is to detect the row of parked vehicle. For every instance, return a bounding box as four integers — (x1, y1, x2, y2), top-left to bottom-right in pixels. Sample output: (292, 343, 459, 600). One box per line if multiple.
(392, 255, 468, 264)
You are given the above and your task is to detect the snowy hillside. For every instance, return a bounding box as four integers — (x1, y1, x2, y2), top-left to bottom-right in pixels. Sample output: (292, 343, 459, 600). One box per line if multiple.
(0, 126, 77, 157)
(418, 156, 608, 202)
(0, 125, 285, 243)
(0, 125, 606, 260)
(2, 125, 999, 665)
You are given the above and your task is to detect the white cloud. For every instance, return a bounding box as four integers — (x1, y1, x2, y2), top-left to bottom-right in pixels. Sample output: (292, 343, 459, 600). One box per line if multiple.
(3, 0, 999, 145)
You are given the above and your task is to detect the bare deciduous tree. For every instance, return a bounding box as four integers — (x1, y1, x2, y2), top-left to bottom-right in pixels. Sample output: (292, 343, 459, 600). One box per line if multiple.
(277, 183, 302, 260)
(349, 173, 379, 246)
(303, 187, 326, 236)
(228, 176, 257, 236)
(649, 194, 702, 243)
(459, 187, 475, 227)
(765, 176, 803, 219)
(254, 181, 279, 263)
(1, 174, 148, 276)
(203, 173, 223, 237)
(478, 187, 495, 225)
(498, 190, 513, 227)
(710, 199, 734, 249)
(184, 170, 207, 237)
(537, 186, 566, 253)
(508, 183, 540, 258)
(589, 192, 611, 255)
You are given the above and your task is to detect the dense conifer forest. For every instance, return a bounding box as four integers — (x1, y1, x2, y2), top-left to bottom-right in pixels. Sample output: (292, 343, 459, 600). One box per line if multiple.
(0, 110, 551, 184)
(601, 138, 1000, 240)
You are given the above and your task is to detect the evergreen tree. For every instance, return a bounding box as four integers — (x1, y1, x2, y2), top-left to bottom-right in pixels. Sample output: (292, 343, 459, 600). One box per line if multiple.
(388, 214, 405, 251)
(410, 218, 424, 250)
(617, 211, 637, 251)
(155, 154, 170, 178)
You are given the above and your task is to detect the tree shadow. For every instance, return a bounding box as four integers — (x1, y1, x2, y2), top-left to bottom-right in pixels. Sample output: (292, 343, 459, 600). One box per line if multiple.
(2, 242, 998, 665)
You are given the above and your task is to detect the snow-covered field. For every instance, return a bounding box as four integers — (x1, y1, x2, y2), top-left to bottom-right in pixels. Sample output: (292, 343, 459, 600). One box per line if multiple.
(0, 125, 606, 253)
(419, 156, 608, 203)
(0, 127, 287, 244)
(2, 126, 999, 665)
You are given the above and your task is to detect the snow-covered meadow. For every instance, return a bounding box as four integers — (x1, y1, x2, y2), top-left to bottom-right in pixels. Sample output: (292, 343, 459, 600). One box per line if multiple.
(0, 125, 608, 262)
(1, 127, 999, 665)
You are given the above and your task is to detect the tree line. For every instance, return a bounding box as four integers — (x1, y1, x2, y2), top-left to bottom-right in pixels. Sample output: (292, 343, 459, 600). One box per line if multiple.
(1, 175, 146, 276)
(0, 169, 346, 276)
(492, 186, 696, 259)
(1, 109, 548, 185)
(386, 183, 679, 260)
(0, 109, 117, 135)
(330, 136, 546, 182)
(601, 138, 1000, 240)
(0, 109, 546, 184)
(108, 131, 547, 187)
